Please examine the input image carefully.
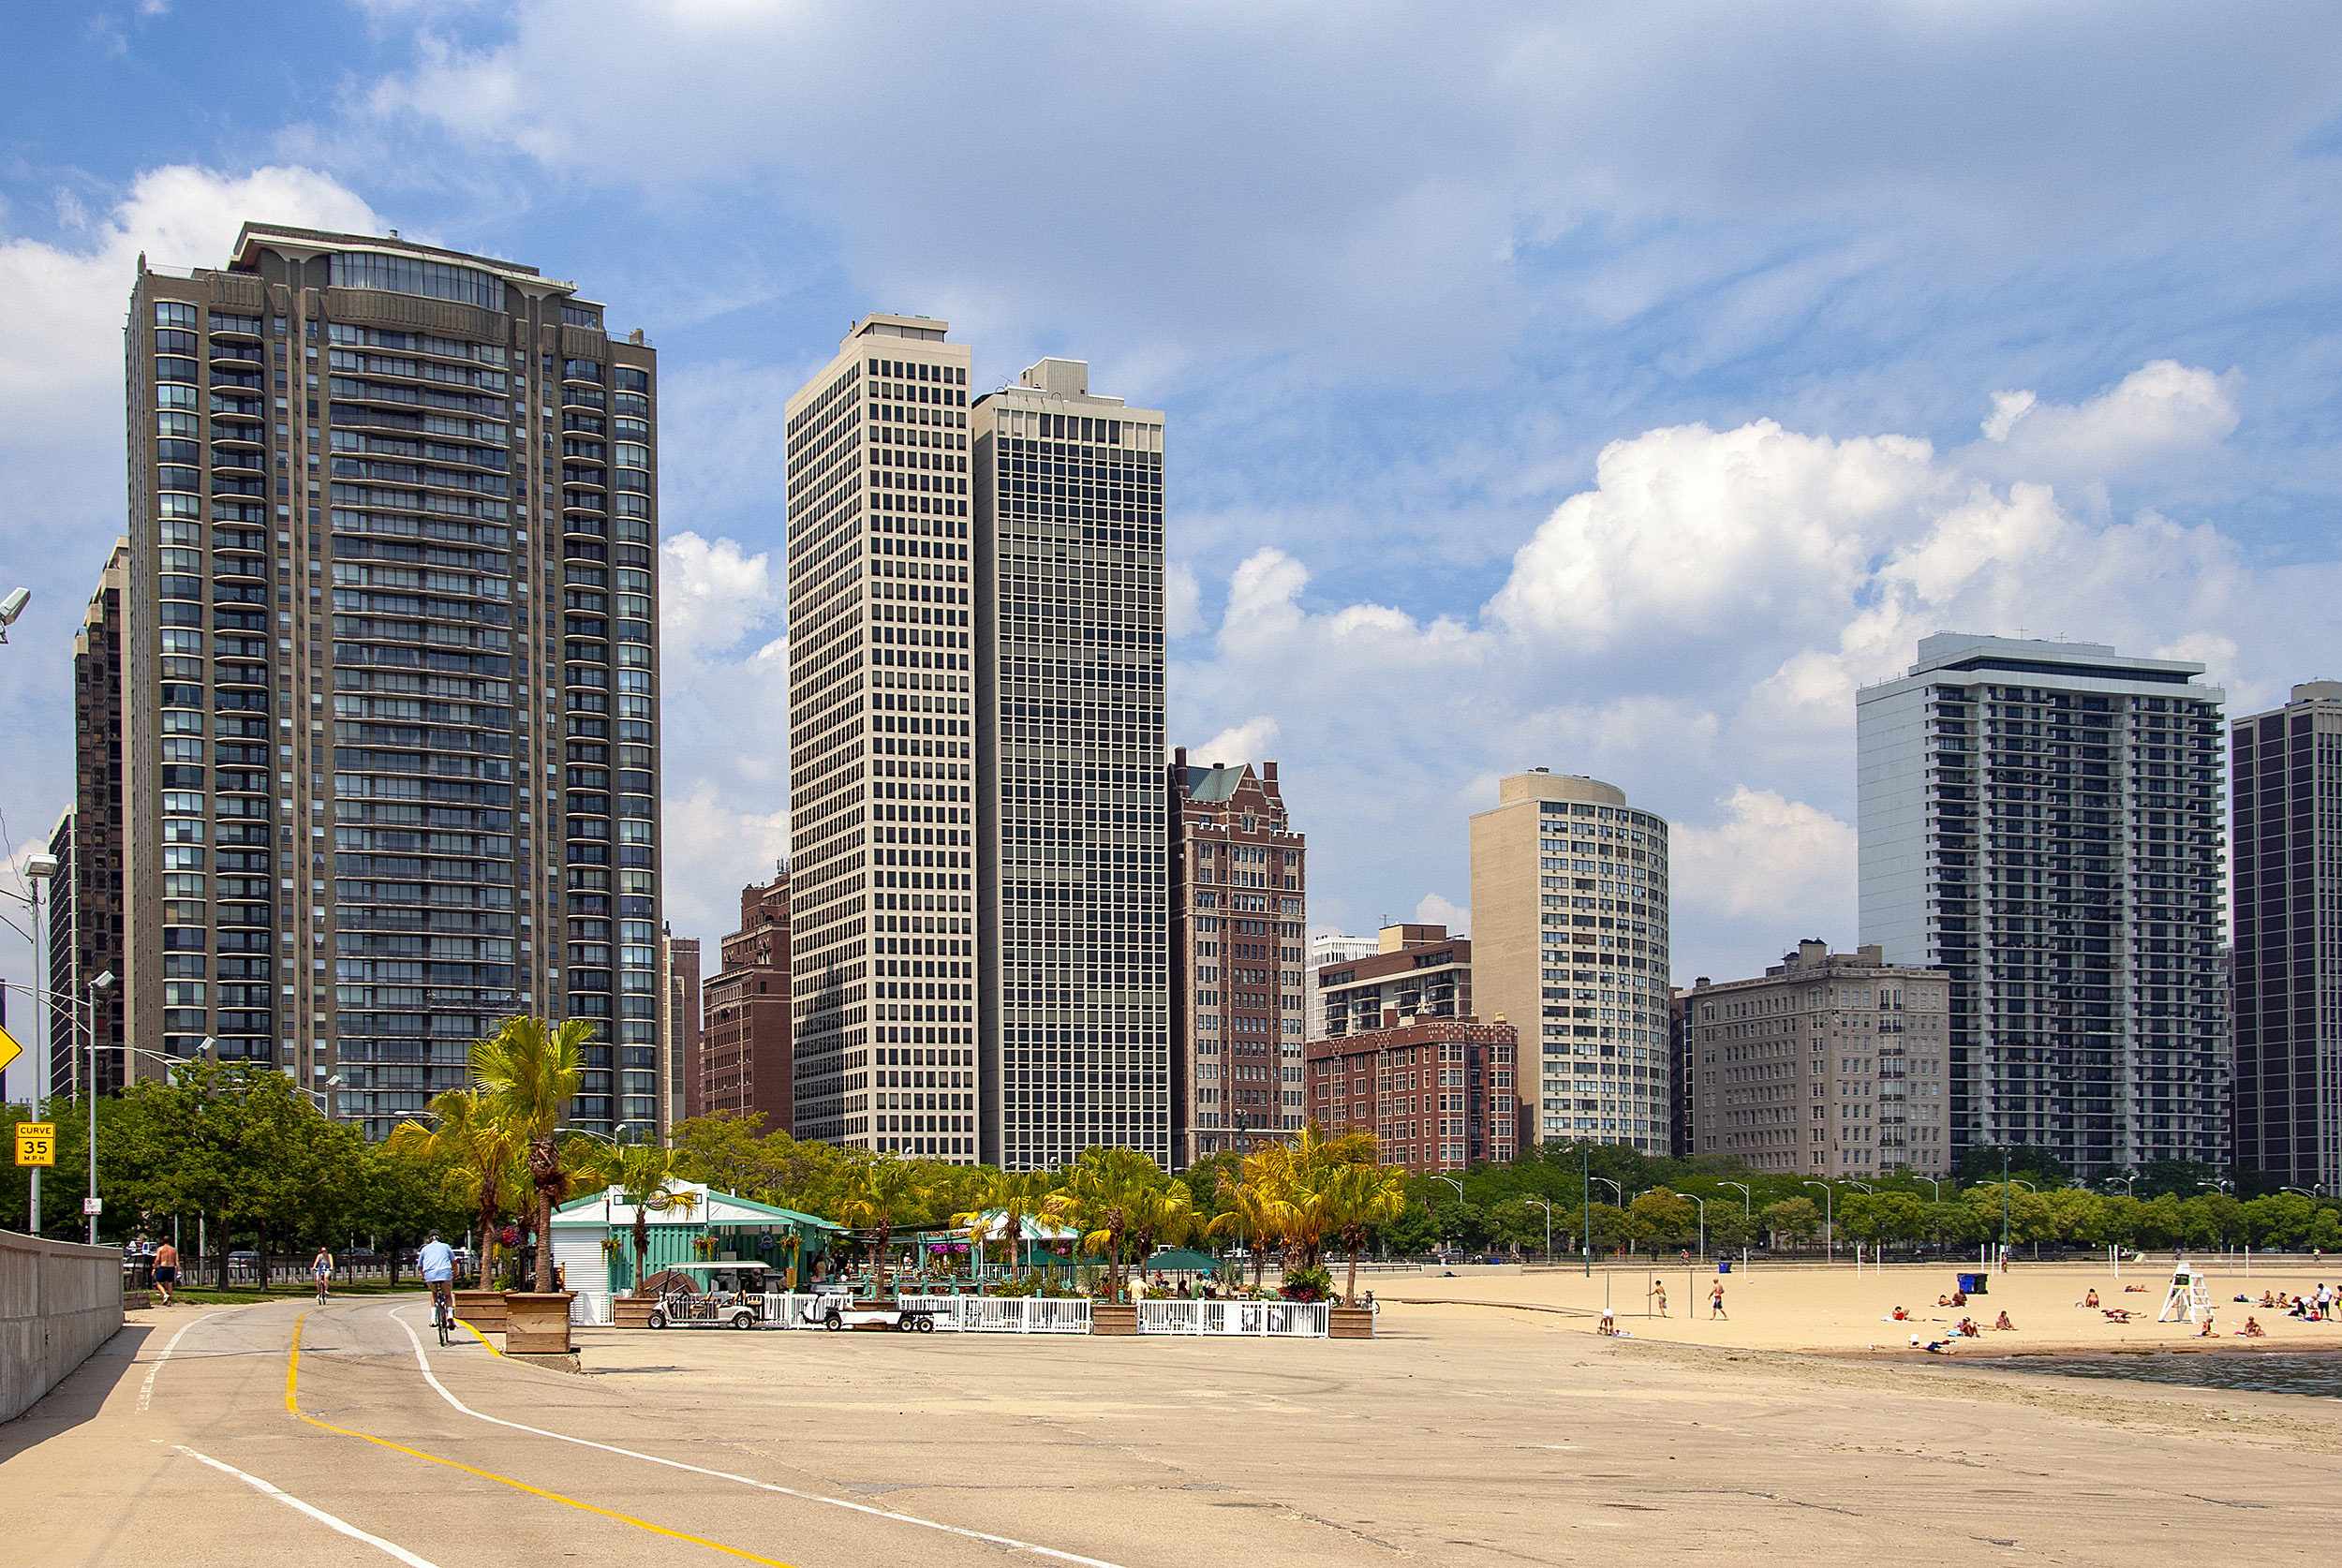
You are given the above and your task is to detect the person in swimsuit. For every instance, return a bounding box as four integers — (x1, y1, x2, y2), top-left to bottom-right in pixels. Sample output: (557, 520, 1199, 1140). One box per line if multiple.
(152, 1240, 179, 1306)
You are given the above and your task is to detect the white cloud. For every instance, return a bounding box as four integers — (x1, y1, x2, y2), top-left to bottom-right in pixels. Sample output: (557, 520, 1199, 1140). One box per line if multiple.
(1164, 560, 1202, 638)
(1964, 360, 2242, 485)
(1416, 892, 1469, 933)
(1668, 787, 1858, 928)
(1188, 715, 1280, 771)
(659, 531, 778, 664)
(658, 781, 791, 938)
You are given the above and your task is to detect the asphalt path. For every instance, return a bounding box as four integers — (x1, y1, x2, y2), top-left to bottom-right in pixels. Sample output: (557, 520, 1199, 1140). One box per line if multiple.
(11, 1293, 2342, 1565)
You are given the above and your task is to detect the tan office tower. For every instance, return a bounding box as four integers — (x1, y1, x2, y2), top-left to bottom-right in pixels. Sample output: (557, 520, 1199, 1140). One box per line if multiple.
(782, 316, 977, 1158)
(1470, 769, 1672, 1155)
(121, 226, 665, 1140)
(972, 358, 1170, 1172)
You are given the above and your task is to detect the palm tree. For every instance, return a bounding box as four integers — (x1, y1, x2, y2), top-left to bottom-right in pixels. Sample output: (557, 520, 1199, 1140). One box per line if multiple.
(837, 1156, 932, 1296)
(470, 1015, 594, 1293)
(388, 1087, 522, 1288)
(1125, 1180, 1196, 1286)
(607, 1143, 698, 1294)
(1208, 1172, 1287, 1290)
(1044, 1146, 1163, 1301)
(1320, 1162, 1410, 1305)
(954, 1167, 1055, 1280)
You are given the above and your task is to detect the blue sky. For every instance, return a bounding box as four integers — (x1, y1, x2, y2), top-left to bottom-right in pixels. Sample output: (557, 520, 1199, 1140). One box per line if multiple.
(6, 2, 2342, 1087)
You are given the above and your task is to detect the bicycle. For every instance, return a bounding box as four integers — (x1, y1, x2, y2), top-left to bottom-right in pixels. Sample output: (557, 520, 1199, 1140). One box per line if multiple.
(430, 1281, 455, 1346)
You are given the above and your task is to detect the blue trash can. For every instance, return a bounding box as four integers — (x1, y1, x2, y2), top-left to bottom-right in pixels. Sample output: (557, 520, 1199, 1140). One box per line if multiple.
(1956, 1272, 1988, 1295)
(1718, 1260, 1732, 1274)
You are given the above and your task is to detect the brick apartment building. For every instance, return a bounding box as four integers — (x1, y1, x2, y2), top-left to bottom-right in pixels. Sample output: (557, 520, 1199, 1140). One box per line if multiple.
(702, 871, 793, 1132)
(1306, 1014, 1522, 1173)
(1167, 749, 1306, 1167)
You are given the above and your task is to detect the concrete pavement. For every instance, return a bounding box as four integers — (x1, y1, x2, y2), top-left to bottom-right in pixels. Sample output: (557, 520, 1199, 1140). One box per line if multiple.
(6, 1292, 2342, 1565)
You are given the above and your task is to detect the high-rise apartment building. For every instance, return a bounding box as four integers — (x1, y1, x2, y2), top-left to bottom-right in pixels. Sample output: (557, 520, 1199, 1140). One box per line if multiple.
(2231, 682, 2342, 1190)
(1166, 751, 1306, 1167)
(1470, 770, 1673, 1155)
(782, 316, 977, 1157)
(1859, 634, 2227, 1175)
(659, 927, 700, 1125)
(1308, 930, 1377, 1042)
(49, 543, 131, 1096)
(1686, 942, 1952, 1177)
(702, 873, 794, 1132)
(1668, 986, 1694, 1159)
(1306, 1015, 1519, 1174)
(973, 357, 1169, 1171)
(122, 226, 665, 1139)
(1315, 925, 1475, 1039)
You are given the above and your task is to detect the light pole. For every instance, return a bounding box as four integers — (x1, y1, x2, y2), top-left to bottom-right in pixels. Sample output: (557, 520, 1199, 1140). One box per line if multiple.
(82, 971, 113, 1243)
(1581, 1142, 1593, 1276)
(2103, 1172, 2141, 1197)
(2282, 1186, 2321, 1198)
(1918, 1176, 1943, 1201)
(1801, 1180, 1834, 1260)
(1720, 1179, 1752, 1266)
(7, 855, 56, 1235)
(1684, 1193, 1707, 1261)
(1431, 1174, 1464, 1264)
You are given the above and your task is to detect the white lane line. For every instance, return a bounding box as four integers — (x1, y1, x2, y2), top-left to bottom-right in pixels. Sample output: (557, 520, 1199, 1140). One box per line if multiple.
(174, 1443, 444, 1568)
(387, 1307, 1131, 1568)
(139, 1311, 225, 1413)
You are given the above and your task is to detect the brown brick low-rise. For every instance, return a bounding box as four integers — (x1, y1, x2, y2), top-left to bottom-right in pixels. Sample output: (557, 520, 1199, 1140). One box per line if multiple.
(1306, 1014, 1520, 1173)
(703, 872, 793, 1132)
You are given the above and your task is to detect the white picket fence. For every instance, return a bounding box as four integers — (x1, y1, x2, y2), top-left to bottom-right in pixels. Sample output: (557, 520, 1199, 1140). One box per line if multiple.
(702, 1292, 1331, 1337)
(1135, 1299, 1331, 1337)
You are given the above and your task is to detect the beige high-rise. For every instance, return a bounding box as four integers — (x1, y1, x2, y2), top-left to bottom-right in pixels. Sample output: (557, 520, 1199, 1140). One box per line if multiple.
(782, 315, 978, 1158)
(1469, 769, 1672, 1155)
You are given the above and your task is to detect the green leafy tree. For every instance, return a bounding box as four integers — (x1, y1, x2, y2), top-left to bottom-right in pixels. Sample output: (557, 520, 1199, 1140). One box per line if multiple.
(1321, 1163, 1410, 1305)
(1762, 1196, 1821, 1250)
(1627, 1188, 1695, 1256)
(1043, 1146, 1164, 1300)
(1957, 1144, 2072, 1188)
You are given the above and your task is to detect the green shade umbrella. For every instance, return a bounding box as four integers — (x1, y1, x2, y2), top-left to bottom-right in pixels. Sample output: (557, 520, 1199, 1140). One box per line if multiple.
(1139, 1248, 1223, 1273)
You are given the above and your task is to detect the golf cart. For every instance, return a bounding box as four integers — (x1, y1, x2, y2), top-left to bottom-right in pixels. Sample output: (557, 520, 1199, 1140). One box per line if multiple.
(797, 1282, 941, 1332)
(644, 1262, 774, 1329)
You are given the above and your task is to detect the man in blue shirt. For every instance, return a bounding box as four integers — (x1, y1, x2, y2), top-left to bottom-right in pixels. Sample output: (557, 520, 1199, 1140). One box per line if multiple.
(419, 1231, 456, 1330)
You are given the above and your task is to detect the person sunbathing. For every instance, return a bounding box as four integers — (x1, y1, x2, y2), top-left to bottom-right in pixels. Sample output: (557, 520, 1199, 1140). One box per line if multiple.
(1950, 1290, 1968, 1306)
(1994, 1311, 2015, 1331)
(2197, 1313, 2218, 1339)
(1892, 1306, 1910, 1321)
(2260, 1291, 2278, 1309)
(1922, 1339, 1958, 1354)
(1936, 1294, 1954, 1307)
(2242, 1316, 2265, 1338)
(2083, 1289, 2100, 1308)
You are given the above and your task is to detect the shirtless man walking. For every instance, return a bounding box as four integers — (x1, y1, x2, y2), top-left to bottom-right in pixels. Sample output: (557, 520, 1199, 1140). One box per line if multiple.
(152, 1240, 180, 1307)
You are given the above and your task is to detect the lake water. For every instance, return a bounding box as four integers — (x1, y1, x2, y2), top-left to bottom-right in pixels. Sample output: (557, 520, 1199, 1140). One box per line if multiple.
(1976, 1351, 2342, 1398)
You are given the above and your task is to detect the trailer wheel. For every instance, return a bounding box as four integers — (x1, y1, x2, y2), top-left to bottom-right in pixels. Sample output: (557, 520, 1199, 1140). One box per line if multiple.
(731, 1309, 754, 1329)
(647, 1309, 667, 1330)
(914, 1314, 934, 1334)
(823, 1309, 843, 1331)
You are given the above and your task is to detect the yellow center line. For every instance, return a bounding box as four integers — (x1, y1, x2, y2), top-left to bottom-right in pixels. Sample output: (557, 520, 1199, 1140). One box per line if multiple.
(285, 1310, 800, 1568)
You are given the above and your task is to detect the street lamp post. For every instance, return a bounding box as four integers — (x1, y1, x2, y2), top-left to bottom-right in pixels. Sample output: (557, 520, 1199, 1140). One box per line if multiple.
(1801, 1180, 1834, 1260)
(1582, 1142, 1593, 1277)
(1431, 1174, 1465, 1264)
(7, 856, 56, 1235)
(1684, 1193, 1707, 1261)
(1918, 1176, 1943, 1201)
(1720, 1179, 1752, 1267)
(82, 971, 113, 1244)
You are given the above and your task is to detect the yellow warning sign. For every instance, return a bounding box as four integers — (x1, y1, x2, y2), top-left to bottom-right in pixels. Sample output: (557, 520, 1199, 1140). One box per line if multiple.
(15, 1122, 56, 1168)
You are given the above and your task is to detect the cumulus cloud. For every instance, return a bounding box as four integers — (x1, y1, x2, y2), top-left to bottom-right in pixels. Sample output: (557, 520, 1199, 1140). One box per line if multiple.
(1165, 362, 2311, 979)
(1416, 892, 1469, 933)
(1963, 360, 2243, 485)
(1669, 787, 1858, 928)
(659, 531, 778, 663)
(1186, 715, 1281, 771)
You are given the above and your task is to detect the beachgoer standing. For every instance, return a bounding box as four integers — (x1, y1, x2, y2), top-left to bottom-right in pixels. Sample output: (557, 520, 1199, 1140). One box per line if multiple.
(1710, 1281, 1727, 1320)
(1650, 1280, 1668, 1317)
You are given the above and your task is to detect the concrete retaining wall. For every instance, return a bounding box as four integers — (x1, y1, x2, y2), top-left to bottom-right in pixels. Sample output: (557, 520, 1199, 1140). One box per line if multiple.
(0, 1231, 125, 1425)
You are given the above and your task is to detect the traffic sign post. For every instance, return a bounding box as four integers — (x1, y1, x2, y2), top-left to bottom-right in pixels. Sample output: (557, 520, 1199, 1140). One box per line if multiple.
(14, 1122, 56, 1167)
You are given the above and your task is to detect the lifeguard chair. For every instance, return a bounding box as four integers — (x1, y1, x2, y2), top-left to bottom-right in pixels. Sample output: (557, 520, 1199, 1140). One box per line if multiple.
(2157, 1264, 2210, 1324)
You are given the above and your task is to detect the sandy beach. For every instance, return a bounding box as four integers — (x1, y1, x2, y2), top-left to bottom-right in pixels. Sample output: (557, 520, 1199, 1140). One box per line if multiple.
(1370, 1256, 2342, 1355)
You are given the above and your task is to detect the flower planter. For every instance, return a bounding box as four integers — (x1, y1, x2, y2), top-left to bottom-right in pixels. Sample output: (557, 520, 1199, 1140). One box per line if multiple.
(1090, 1302, 1139, 1336)
(452, 1290, 507, 1334)
(612, 1295, 660, 1330)
(504, 1291, 576, 1354)
(1328, 1305, 1375, 1340)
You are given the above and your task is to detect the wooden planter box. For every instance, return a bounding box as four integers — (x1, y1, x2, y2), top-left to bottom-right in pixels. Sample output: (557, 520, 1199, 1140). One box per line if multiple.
(612, 1296, 660, 1329)
(452, 1290, 507, 1333)
(1090, 1302, 1139, 1337)
(1329, 1306, 1375, 1340)
(504, 1292, 576, 1354)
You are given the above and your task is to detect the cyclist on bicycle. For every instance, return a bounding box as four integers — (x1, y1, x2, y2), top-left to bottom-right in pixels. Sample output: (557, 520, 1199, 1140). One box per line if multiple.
(312, 1245, 334, 1305)
(419, 1231, 456, 1331)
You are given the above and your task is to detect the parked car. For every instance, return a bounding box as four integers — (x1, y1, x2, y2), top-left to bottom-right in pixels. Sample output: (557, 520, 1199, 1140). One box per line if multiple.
(228, 1250, 259, 1265)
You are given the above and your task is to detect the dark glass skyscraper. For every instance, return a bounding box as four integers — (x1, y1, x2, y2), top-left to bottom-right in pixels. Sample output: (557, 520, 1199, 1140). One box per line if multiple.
(118, 226, 665, 1138)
